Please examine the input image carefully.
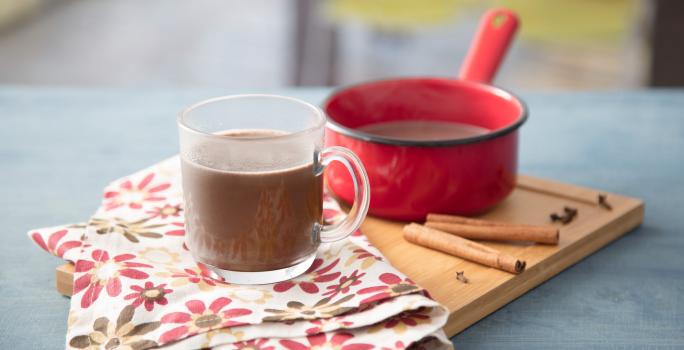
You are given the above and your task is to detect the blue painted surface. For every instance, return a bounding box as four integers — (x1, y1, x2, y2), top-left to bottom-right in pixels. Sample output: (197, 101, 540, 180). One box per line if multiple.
(1, 87, 683, 349)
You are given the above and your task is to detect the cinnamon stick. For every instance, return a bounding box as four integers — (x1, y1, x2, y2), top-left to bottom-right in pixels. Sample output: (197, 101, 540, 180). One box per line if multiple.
(426, 214, 559, 245)
(427, 213, 518, 227)
(403, 223, 526, 274)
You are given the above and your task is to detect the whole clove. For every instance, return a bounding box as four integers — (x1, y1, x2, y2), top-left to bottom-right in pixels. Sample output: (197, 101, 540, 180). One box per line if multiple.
(564, 206, 578, 216)
(456, 271, 469, 284)
(598, 194, 613, 210)
(561, 211, 576, 224)
(563, 206, 578, 223)
(550, 206, 578, 225)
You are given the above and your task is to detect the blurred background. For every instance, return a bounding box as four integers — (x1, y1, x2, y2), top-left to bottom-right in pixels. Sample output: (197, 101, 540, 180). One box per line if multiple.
(0, 0, 681, 90)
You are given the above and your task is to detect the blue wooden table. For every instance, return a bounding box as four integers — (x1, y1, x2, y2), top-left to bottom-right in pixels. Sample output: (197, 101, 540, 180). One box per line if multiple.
(2, 87, 683, 349)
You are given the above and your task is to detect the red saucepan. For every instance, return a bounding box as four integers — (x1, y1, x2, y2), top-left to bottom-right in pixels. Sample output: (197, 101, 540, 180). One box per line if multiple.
(324, 8, 527, 221)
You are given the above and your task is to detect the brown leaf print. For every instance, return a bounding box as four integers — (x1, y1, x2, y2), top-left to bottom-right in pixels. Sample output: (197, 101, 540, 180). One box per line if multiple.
(368, 307, 432, 334)
(67, 223, 88, 229)
(262, 294, 355, 322)
(68, 305, 160, 350)
(89, 217, 165, 243)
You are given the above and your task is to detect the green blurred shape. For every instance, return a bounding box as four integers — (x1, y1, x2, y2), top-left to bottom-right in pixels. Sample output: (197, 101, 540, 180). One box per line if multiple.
(495, 0, 637, 45)
(326, 0, 636, 46)
(325, 0, 472, 29)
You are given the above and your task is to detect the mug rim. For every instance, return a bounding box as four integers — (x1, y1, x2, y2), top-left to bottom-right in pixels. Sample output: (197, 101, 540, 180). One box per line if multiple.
(178, 94, 326, 142)
(323, 77, 528, 147)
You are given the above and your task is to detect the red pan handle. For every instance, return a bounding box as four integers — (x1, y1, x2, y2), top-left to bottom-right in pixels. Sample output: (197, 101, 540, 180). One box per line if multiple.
(458, 8, 519, 84)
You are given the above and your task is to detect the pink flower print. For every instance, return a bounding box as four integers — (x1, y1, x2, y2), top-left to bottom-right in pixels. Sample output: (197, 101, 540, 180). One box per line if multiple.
(357, 272, 419, 305)
(169, 263, 227, 290)
(280, 332, 373, 350)
(124, 281, 173, 311)
(31, 229, 81, 259)
(104, 173, 170, 210)
(231, 339, 275, 350)
(273, 258, 340, 294)
(323, 270, 365, 298)
(159, 297, 252, 344)
(322, 208, 345, 225)
(146, 204, 182, 219)
(165, 222, 185, 236)
(73, 249, 152, 308)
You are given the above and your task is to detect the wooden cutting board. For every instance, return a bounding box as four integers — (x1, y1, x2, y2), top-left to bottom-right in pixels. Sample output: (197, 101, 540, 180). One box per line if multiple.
(54, 175, 644, 337)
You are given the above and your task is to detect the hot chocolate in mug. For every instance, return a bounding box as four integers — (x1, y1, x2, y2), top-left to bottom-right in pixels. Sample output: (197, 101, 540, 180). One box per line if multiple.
(178, 94, 370, 284)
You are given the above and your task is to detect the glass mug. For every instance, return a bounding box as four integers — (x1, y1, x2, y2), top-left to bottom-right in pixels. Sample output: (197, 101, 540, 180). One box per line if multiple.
(178, 94, 370, 284)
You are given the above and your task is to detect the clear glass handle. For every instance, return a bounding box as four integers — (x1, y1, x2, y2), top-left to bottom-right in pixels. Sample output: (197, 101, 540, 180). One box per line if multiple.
(318, 146, 370, 243)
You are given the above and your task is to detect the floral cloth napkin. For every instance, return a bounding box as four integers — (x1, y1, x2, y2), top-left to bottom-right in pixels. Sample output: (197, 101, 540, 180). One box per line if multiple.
(28, 157, 450, 349)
